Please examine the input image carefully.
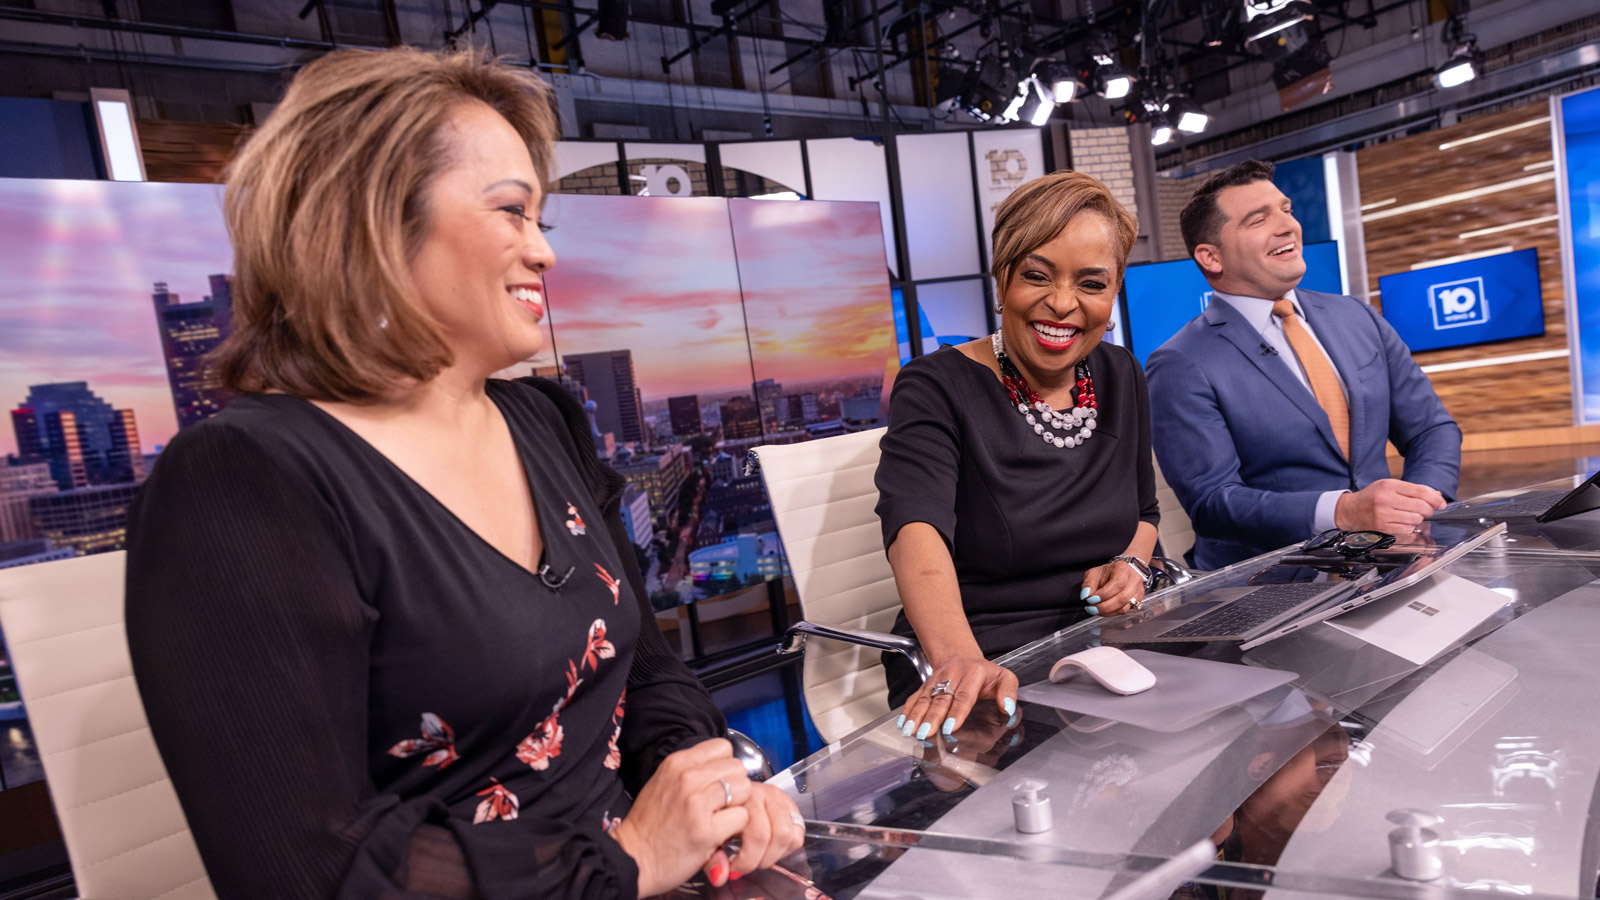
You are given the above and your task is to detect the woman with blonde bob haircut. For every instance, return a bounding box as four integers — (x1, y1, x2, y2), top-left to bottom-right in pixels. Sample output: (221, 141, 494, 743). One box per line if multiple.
(873, 170, 1160, 746)
(126, 47, 801, 900)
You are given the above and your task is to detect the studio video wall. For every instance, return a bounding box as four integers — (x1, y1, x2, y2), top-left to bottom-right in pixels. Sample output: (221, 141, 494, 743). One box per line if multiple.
(1556, 84, 1600, 424)
(0, 177, 895, 791)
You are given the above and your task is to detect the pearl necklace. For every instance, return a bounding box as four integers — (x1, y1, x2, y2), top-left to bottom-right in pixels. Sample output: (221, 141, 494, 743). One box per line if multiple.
(991, 330, 1098, 449)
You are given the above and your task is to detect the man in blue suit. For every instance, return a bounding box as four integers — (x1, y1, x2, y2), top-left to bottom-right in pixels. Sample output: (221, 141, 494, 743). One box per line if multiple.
(1146, 160, 1461, 570)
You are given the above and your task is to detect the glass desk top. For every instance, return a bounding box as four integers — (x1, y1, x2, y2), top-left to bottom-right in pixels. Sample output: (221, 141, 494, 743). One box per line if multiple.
(724, 475, 1600, 900)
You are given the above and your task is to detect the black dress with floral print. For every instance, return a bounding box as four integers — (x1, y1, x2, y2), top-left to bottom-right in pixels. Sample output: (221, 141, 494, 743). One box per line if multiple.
(126, 378, 725, 900)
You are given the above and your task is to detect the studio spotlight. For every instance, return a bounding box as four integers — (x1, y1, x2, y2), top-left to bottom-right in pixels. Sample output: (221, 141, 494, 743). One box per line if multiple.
(1163, 93, 1210, 134)
(1435, 20, 1479, 89)
(1014, 77, 1058, 126)
(942, 56, 1014, 123)
(1033, 61, 1083, 103)
(1098, 63, 1135, 100)
(1244, 0, 1313, 45)
(1150, 111, 1174, 146)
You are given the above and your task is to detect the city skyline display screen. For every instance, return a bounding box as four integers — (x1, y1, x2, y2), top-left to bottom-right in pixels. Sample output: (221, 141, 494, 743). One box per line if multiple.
(1120, 240, 1344, 365)
(1376, 248, 1545, 353)
(540, 194, 895, 609)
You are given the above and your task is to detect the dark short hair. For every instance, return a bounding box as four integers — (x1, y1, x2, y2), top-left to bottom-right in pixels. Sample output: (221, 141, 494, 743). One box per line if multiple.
(1178, 159, 1276, 259)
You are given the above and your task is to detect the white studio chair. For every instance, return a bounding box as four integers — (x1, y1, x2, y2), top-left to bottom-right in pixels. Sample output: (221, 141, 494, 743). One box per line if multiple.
(748, 429, 931, 744)
(750, 431, 1197, 744)
(1152, 459, 1197, 567)
(0, 551, 217, 900)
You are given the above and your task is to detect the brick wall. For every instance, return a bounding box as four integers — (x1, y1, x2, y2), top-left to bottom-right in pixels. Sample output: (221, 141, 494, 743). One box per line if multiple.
(1155, 174, 1202, 261)
(1066, 126, 1138, 221)
(557, 165, 624, 195)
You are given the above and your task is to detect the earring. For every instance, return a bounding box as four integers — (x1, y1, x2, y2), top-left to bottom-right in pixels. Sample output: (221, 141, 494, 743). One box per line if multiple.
(994, 300, 1003, 314)
(1105, 319, 1116, 332)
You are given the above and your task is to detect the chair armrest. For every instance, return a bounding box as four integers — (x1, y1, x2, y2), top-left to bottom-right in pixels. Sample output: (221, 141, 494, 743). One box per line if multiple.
(725, 728, 776, 782)
(1150, 555, 1197, 588)
(778, 620, 934, 684)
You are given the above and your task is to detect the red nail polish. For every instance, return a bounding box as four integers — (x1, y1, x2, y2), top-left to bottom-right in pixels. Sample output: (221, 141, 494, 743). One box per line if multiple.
(710, 865, 725, 885)
(731, 871, 744, 881)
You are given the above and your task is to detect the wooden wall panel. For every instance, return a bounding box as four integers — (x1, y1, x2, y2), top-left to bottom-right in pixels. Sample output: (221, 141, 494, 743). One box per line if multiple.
(137, 119, 251, 184)
(1357, 103, 1568, 434)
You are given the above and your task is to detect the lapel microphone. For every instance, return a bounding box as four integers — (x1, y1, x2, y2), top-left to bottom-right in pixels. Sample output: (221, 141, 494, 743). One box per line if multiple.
(1260, 342, 1278, 357)
(537, 563, 575, 590)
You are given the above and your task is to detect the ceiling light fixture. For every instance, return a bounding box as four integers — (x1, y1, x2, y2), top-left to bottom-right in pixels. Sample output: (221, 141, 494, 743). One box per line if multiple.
(1162, 93, 1210, 134)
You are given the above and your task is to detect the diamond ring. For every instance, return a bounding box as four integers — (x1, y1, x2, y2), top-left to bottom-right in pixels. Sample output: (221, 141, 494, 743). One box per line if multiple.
(929, 680, 953, 697)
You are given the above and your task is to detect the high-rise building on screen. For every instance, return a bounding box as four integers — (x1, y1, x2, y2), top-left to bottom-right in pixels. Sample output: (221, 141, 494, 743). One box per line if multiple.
(563, 350, 645, 444)
(152, 278, 234, 430)
(667, 394, 702, 436)
(11, 383, 146, 489)
(720, 396, 763, 440)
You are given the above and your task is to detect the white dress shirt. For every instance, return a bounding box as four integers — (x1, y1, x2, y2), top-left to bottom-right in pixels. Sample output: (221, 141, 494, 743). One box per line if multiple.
(1211, 288, 1350, 532)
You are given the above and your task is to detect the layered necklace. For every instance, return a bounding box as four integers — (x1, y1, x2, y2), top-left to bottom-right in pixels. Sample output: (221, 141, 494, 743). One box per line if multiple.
(991, 330, 1098, 449)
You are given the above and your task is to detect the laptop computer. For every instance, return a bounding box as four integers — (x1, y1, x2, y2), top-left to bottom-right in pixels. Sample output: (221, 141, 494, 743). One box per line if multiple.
(1103, 522, 1505, 649)
(1431, 470, 1600, 523)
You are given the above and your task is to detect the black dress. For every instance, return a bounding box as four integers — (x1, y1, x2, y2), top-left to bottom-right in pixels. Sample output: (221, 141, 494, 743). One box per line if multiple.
(874, 343, 1160, 706)
(125, 378, 724, 900)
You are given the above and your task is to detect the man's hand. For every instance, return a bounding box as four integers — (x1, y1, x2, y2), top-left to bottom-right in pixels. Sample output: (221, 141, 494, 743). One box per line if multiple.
(1334, 479, 1446, 534)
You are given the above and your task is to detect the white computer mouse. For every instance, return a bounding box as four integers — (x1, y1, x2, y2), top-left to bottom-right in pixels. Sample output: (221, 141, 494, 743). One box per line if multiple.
(1048, 646, 1157, 696)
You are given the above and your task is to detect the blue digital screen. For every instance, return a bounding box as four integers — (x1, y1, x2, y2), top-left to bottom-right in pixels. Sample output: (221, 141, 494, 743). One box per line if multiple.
(1121, 240, 1344, 365)
(1376, 248, 1544, 353)
(1561, 86, 1600, 422)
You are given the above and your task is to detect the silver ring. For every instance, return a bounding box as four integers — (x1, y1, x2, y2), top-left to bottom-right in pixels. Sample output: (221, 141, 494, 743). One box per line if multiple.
(1130, 596, 1143, 610)
(1413, 526, 1422, 534)
(717, 777, 733, 809)
(790, 809, 805, 828)
(929, 680, 953, 697)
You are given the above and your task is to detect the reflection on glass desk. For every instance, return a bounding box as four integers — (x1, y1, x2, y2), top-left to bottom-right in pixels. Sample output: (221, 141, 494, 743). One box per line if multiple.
(683, 476, 1600, 900)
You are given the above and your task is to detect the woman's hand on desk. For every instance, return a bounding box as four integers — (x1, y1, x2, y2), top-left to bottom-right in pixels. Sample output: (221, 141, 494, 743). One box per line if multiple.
(611, 738, 753, 894)
(726, 782, 807, 880)
(1080, 561, 1146, 617)
(898, 656, 1018, 742)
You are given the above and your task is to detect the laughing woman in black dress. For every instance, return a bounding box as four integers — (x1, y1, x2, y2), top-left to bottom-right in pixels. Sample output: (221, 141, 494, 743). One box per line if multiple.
(876, 172, 1160, 742)
(124, 48, 800, 900)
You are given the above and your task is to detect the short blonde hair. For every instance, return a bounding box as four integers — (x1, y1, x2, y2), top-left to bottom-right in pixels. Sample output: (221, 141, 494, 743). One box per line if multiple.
(990, 170, 1139, 293)
(214, 47, 560, 401)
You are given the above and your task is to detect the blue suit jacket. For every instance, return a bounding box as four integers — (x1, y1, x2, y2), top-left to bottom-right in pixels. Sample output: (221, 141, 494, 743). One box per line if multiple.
(1145, 288, 1462, 570)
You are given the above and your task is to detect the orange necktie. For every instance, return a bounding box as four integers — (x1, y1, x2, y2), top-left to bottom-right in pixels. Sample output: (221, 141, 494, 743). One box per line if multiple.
(1272, 298, 1349, 459)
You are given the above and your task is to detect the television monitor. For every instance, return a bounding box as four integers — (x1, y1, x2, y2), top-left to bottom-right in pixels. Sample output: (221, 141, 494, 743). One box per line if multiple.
(1120, 240, 1344, 366)
(1375, 248, 1545, 353)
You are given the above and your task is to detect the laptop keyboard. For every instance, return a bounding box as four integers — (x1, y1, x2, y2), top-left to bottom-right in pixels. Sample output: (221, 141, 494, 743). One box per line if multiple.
(1160, 582, 1341, 639)
(1432, 491, 1563, 521)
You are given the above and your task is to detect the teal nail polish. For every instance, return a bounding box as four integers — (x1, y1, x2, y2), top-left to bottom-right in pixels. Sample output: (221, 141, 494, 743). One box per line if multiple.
(1088, 595, 1101, 605)
(942, 717, 956, 736)
(1085, 605, 1101, 616)
(916, 722, 932, 740)
(1009, 733, 1021, 748)
(1007, 712, 1019, 728)
(915, 739, 933, 748)
(896, 714, 905, 729)
(902, 720, 916, 737)
(1002, 697, 1016, 716)
(1080, 587, 1092, 599)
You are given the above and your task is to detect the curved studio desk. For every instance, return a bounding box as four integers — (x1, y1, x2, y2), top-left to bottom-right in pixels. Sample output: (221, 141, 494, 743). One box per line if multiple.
(717, 476, 1600, 900)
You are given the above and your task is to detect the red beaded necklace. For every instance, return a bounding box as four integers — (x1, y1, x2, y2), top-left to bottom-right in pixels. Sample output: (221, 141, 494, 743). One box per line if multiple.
(991, 331, 1099, 450)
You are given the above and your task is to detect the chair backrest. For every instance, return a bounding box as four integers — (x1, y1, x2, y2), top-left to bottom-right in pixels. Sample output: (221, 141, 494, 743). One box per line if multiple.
(751, 428, 901, 743)
(0, 551, 216, 900)
(1152, 460, 1195, 563)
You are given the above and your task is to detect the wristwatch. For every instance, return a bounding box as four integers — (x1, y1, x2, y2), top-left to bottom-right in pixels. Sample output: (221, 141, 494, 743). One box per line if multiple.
(1109, 555, 1154, 589)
